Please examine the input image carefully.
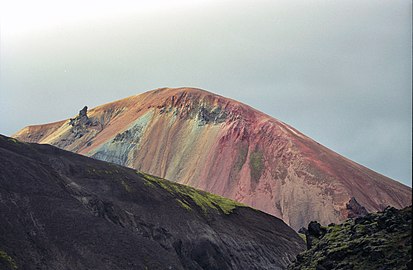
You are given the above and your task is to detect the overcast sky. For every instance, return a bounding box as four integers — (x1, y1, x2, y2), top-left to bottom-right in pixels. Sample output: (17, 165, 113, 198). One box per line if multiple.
(0, 0, 411, 186)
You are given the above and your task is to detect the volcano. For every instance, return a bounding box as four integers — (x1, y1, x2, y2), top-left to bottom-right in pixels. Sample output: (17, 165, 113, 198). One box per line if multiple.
(13, 87, 412, 230)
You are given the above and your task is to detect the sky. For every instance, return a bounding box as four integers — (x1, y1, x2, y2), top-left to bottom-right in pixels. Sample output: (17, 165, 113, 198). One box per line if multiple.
(0, 0, 411, 186)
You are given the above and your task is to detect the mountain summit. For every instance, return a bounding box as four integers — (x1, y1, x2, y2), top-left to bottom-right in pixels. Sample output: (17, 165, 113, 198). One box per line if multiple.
(14, 87, 412, 229)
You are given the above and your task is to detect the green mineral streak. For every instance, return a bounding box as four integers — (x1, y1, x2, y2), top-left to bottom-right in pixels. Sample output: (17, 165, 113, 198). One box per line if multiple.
(137, 171, 244, 214)
(249, 149, 264, 181)
(235, 144, 248, 172)
(0, 250, 17, 270)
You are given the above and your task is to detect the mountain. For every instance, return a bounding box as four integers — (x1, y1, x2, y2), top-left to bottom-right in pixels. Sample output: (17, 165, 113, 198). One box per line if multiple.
(289, 206, 412, 270)
(0, 135, 305, 270)
(13, 87, 412, 230)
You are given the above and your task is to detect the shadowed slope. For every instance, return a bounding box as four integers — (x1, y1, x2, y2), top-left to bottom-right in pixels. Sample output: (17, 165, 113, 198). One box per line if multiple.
(0, 135, 305, 270)
(14, 87, 412, 229)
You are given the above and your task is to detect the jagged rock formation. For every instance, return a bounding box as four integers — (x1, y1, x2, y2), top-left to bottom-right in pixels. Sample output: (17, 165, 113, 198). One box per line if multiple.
(0, 135, 305, 270)
(13, 87, 412, 230)
(68, 106, 93, 138)
(69, 106, 90, 126)
(289, 206, 412, 270)
(346, 197, 368, 219)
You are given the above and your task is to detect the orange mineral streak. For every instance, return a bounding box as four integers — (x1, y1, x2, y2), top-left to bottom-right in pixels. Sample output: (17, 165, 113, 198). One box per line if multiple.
(14, 120, 67, 143)
(13, 87, 412, 230)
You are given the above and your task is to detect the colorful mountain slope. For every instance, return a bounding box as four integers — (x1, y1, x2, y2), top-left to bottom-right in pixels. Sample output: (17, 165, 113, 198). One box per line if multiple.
(13, 87, 412, 230)
(0, 135, 305, 269)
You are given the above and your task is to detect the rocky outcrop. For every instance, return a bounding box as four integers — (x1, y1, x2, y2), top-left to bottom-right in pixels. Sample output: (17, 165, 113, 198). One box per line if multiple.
(289, 206, 412, 270)
(68, 106, 93, 138)
(346, 197, 368, 218)
(12, 87, 412, 230)
(0, 135, 305, 270)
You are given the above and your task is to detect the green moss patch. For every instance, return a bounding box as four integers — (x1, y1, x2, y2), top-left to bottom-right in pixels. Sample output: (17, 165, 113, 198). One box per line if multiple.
(0, 250, 17, 270)
(9, 138, 19, 144)
(298, 233, 306, 242)
(137, 171, 244, 215)
(176, 199, 192, 211)
(289, 206, 412, 270)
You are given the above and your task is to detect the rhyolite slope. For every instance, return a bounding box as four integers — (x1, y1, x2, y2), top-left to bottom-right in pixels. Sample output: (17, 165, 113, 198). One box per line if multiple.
(289, 206, 412, 270)
(13, 87, 412, 230)
(0, 135, 305, 270)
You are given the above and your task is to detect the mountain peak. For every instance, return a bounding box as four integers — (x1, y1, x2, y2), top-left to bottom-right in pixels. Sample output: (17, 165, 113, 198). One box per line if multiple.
(124, 87, 266, 124)
(13, 87, 412, 229)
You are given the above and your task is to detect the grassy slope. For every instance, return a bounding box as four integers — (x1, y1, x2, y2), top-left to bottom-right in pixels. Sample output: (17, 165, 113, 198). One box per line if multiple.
(138, 171, 245, 214)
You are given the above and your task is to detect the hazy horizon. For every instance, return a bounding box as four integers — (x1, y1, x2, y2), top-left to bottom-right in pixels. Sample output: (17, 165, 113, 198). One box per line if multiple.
(0, 0, 411, 186)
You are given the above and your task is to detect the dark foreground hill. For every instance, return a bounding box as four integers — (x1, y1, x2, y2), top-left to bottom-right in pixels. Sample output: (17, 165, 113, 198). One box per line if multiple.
(289, 206, 412, 270)
(0, 135, 304, 270)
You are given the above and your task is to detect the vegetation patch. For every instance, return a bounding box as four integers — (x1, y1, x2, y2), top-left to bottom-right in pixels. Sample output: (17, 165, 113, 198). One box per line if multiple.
(137, 171, 244, 215)
(141, 175, 156, 188)
(9, 138, 19, 144)
(298, 233, 306, 242)
(289, 206, 412, 270)
(0, 250, 17, 270)
(176, 199, 192, 211)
